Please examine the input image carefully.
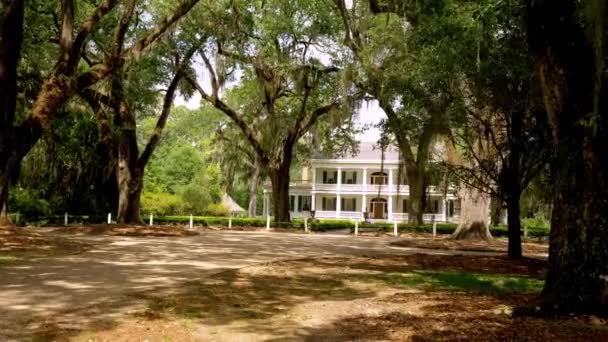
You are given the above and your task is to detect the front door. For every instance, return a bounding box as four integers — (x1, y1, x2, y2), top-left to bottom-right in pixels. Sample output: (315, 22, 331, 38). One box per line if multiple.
(373, 202, 385, 219)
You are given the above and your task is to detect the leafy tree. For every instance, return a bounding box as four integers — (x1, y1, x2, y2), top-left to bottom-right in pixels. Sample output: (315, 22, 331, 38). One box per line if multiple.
(186, 0, 355, 222)
(0, 0, 202, 227)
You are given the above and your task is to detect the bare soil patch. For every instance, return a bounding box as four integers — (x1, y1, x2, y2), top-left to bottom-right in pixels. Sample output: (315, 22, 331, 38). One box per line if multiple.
(60, 254, 606, 341)
(0, 226, 89, 264)
(392, 234, 548, 254)
(50, 224, 200, 237)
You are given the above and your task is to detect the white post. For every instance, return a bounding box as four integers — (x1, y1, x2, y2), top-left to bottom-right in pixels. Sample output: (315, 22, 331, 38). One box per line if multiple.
(304, 216, 308, 233)
(394, 221, 398, 237)
(149, 214, 153, 226)
(362, 194, 367, 215)
(262, 192, 268, 217)
(388, 168, 393, 191)
(228, 215, 232, 229)
(354, 221, 359, 235)
(311, 194, 316, 211)
(336, 194, 341, 219)
(64, 212, 68, 226)
(107, 213, 112, 224)
(387, 195, 393, 221)
(266, 215, 271, 230)
(189, 214, 193, 229)
(524, 224, 528, 239)
(432, 214, 437, 237)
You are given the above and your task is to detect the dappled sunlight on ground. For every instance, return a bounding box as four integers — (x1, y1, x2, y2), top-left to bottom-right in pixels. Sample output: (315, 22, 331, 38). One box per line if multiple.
(0, 229, 553, 340)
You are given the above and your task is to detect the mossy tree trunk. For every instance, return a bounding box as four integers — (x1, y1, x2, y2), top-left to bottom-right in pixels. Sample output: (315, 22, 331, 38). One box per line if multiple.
(525, 0, 608, 314)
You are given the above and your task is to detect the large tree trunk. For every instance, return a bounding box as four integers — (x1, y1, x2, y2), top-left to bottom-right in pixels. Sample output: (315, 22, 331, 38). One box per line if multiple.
(0, 169, 10, 227)
(451, 187, 492, 240)
(269, 163, 290, 223)
(490, 195, 503, 226)
(524, 0, 608, 315)
(407, 167, 425, 226)
(116, 117, 142, 224)
(506, 194, 523, 259)
(248, 155, 262, 217)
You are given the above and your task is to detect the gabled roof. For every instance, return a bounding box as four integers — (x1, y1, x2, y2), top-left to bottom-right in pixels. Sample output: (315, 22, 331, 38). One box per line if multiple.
(313, 142, 400, 161)
(222, 194, 246, 213)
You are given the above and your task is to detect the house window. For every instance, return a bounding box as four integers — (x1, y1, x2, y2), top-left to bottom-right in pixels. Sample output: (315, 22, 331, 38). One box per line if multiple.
(425, 198, 440, 213)
(322, 197, 336, 211)
(402, 199, 408, 213)
(340, 197, 357, 211)
(299, 196, 311, 211)
(370, 172, 388, 185)
(322, 170, 337, 184)
(289, 196, 295, 211)
(343, 171, 358, 184)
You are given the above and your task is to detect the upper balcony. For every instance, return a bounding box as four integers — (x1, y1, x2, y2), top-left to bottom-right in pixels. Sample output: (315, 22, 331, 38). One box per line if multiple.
(311, 167, 447, 195)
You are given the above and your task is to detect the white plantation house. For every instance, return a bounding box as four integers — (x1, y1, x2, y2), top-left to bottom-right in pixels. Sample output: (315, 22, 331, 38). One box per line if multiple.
(262, 143, 460, 223)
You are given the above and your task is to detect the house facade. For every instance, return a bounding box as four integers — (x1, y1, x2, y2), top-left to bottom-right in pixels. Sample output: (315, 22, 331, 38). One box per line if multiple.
(262, 142, 460, 223)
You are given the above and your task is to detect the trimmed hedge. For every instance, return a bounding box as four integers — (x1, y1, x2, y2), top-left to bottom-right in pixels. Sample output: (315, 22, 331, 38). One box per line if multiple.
(7, 212, 550, 238)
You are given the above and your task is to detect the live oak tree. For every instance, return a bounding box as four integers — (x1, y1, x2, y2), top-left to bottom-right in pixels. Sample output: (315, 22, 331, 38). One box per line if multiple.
(444, 0, 549, 254)
(524, 0, 608, 315)
(333, 0, 459, 226)
(0, 0, 201, 226)
(186, 0, 352, 222)
(82, 32, 200, 223)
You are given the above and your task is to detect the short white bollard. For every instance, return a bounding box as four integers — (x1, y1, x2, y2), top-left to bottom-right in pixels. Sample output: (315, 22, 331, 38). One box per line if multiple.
(64, 212, 68, 226)
(266, 215, 270, 230)
(432, 214, 437, 237)
(228, 216, 232, 229)
(304, 217, 308, 233)
(107, 213, 112, 224)
(524, 225, 528, 239)
(394, 221, 398, 237)
(189, 214, 193, 229)
(149, 214, 153, 226)
(354, 221, 359, 236)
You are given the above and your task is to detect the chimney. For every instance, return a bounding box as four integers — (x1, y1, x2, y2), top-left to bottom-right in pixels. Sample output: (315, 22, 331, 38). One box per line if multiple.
(301, 166, 309, 183)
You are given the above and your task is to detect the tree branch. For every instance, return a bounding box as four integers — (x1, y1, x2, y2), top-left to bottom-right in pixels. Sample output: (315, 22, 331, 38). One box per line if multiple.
(184, 74, 270, 165)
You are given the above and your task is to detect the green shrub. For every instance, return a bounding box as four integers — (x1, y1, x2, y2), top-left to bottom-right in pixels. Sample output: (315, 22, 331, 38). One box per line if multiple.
(204, 203, 229, 217)
(9, 188, 51, 219)
(141, 192, 182, 216)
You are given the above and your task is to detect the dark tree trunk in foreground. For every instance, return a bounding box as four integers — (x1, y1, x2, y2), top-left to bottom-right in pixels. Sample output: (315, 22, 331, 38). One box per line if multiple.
(452, 187, 492, 240)
(525, 0, 608, 315)
(270, 159, 292, 223)
(116, 122, 143, 224)
(248, 155, 262, 217)
(407, 167, 425, 226)
(506, 194, 522, 259)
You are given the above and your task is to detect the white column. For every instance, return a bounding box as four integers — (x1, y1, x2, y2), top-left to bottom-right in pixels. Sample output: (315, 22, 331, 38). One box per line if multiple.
(388, 195, 393, 221)
(336, 195, 341, 218)
(263, 192, 268, 217)
(311, 193, 316, 211)
(312, 167, 316, 191)
(337, 167, 342, 189)
(362, 194, 367, 213)
(443, 199, 448, 222)
(388, 168, 393, 191)
(294, 195, 299, 214)
(362, 168, 367, 191)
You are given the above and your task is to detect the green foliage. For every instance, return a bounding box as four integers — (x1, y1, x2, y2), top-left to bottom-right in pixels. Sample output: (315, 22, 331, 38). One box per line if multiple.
(204, 203, 229, 217)
(9, 188, 51, 219)
(141, 192, 183, 216)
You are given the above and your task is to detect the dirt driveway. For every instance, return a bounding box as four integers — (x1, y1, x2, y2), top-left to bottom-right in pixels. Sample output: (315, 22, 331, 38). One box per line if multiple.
(0, 230, 521, 340)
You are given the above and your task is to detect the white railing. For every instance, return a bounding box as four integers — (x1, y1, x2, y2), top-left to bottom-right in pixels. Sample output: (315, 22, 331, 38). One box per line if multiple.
(314, 210, 337, 219)
(339, 211, 364, 220)
(311, 183, 449, 196)
(392, 213, 408, 221)
(423, 213, 445, 222)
